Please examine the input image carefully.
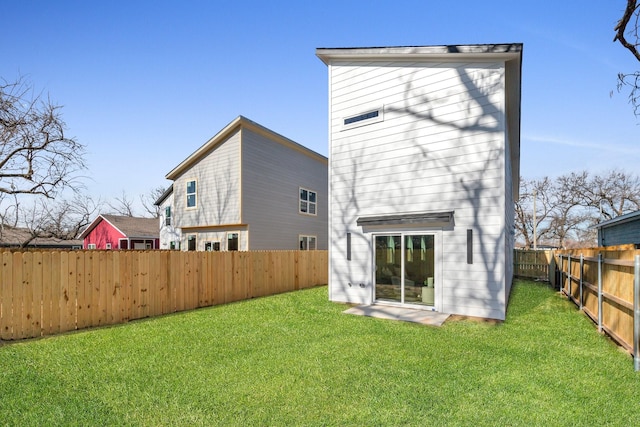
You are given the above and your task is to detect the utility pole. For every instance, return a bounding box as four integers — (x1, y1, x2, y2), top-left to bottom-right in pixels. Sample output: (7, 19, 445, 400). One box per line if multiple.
(533, 189, 537, 250)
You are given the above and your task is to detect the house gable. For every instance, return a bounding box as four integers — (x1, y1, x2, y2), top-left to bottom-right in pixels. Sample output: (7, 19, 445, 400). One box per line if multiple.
(164, 116, 328, 251)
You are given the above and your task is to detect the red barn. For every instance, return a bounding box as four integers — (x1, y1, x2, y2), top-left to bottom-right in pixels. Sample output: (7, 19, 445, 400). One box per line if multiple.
(80, 214, 159, 250)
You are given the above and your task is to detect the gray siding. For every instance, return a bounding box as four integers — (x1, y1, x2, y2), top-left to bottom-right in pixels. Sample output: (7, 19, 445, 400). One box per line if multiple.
(600, 220, 640, 246)
(173, 130, 242, 229)
(242, 128, 328, 250)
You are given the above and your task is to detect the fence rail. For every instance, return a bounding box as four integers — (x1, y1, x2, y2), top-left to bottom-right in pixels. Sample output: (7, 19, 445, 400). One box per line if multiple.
(555, 249, 640, 371)
(0, 250, 328, 341)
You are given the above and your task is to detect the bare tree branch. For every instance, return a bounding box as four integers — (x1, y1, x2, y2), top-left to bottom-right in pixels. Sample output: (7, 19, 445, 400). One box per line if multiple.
(0, 76, 86, 198)
(140, 186, 166, 218)
(107, 190, 136, 217)
(614, 0, 640, 60)
(614, 1, 640, 115)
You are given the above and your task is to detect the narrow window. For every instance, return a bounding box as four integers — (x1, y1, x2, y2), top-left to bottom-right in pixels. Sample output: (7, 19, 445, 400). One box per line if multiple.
(186, 180, 197, 208)
(346, 232, 351, 261)
(342, 106, 384, 129)
(165, 206, 172, 226)
(300, 188, 317, 215)
(467, 229, 473, 264)
(344, 110, 378, 125)
(228, 233, 239, 251)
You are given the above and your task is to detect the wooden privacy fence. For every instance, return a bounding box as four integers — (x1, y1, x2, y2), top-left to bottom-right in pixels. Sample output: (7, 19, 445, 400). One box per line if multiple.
(0, 250, 328, 341)
(556, 249, 640, 371)
(514, 249, 554, 282)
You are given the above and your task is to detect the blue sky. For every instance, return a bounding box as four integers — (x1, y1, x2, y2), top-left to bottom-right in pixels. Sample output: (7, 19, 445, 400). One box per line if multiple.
(2, 1, 638, 213)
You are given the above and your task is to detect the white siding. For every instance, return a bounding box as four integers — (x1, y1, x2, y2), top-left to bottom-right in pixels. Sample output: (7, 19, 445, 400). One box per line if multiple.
(158, 192, 180, 249)
(241, 128, 328, 250)
(173, 130, 242, 229)
(328, 60, 510, 319)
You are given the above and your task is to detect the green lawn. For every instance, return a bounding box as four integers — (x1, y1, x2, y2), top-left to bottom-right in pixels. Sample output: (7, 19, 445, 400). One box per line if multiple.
(1, 280, 638, 426)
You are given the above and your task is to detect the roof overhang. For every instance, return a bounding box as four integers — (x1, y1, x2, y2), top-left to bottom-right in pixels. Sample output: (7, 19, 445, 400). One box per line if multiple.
(165, 115, 327, 181)
(591, 209, 640, 229)
(357, 211, 454, 231)
(316, 44, 522, 64)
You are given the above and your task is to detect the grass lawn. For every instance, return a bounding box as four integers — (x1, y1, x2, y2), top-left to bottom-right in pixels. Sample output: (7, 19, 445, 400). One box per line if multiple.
(1, 279, 639, 426)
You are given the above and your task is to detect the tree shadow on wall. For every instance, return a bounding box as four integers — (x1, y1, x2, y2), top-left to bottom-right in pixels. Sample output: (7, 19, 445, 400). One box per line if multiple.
(333, 60, 515, 315)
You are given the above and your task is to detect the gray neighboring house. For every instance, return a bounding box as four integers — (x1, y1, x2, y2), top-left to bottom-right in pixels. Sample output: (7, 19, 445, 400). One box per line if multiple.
(593, 210, 640, 248)
(0, 226, 82, 249)
(159, 115, 328, 251)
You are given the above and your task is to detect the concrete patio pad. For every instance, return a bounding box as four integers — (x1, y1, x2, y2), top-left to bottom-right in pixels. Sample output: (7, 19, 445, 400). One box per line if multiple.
(343, 305, 450, 327)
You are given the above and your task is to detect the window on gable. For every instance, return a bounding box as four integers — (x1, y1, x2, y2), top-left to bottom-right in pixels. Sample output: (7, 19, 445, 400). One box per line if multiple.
(299, 235, 317, 250)
(300, 188, 317, 215)
(186, 180, 197, 208)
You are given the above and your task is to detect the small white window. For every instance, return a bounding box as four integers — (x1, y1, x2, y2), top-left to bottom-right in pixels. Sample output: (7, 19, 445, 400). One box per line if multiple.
(105, 243, 112, 250)
(300, 188, 317, 215)
(87, 243, 96, 250)
(186, 180, 197, 208)
(299, 235, 317, 250)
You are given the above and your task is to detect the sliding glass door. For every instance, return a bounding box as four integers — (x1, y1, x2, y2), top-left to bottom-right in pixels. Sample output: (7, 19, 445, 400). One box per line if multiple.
(374, 234, 435, 306)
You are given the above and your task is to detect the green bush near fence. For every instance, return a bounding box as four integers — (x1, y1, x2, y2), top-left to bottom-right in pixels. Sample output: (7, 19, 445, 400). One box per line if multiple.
(1, 279, 639, 426)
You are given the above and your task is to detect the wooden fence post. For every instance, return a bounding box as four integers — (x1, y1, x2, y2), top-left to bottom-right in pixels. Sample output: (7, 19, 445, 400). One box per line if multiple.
(634, 255, 639, 372)
(579, 254, 584, 310)
(567, 255, 572, 300)
(598, 253, 603, 334)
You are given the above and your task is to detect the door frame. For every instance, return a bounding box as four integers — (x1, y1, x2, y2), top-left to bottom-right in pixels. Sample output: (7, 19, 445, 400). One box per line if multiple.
(371, 230, 442, 311)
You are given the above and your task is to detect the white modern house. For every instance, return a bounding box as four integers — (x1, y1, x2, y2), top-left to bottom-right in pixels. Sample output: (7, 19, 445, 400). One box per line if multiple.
(157, 115, 328, 252)
(316, 44, 522, 320)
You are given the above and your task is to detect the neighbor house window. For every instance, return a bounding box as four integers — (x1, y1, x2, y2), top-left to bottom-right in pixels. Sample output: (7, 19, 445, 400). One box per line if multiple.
(87, 243, 96, 250)
(186, 180, 197, 208)
(205, 241, 221, 251)
(228, 233, 238, 251)
(187, 235, 196, 251)
(299, 235, 317, 250)
(105, 243, 112, 250)
(299, 188, 317, 215)
(165, 206, 171, 226)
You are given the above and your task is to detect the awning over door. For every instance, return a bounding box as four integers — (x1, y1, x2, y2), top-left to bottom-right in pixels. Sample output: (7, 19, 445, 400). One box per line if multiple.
(356, 211, 454, 230)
